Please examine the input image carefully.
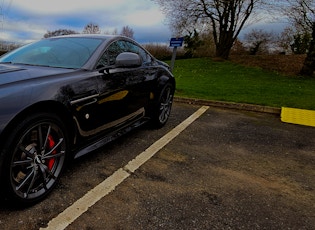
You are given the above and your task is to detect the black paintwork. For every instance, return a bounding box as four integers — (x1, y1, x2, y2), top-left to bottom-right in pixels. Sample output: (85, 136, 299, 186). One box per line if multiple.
(0, 34, 175, 159)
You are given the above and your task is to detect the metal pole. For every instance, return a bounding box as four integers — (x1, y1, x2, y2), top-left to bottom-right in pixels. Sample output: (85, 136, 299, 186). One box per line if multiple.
(170, 46, 177, 73)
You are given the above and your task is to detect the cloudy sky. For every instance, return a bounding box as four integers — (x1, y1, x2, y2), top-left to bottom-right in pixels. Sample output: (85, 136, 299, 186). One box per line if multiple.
(0, 0, 172, 44)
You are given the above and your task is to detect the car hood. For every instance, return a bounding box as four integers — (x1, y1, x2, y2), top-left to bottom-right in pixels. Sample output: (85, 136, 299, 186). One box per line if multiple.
(0, 64, 76, 85)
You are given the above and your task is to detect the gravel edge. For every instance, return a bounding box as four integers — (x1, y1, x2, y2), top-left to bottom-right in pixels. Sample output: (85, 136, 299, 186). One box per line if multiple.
(174, 97, 281, 115)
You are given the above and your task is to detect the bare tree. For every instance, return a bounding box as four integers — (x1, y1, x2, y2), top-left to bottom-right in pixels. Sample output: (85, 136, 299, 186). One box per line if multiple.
(244, 29, 274, 54)
(301, 23, 315, 76)
(276, 27, 295, 54)
(83, 22, 101, 34)
(231, 39, 247, 55)
(44, 29, 78, 38)
(104, 28, 118, 35)
(282, 0, 314, 31)
(281, 0, 315, 76)
(153, 0, 265, 59)
(120, 26, 134, 39)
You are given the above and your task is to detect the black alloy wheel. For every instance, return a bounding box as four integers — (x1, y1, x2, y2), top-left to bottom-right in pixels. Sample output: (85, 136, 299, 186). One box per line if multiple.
(153, 82, 174, 128)
(1, 113, 68, 205)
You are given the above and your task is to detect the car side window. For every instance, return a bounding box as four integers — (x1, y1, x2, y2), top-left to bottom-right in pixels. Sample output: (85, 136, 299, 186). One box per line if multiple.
(124, 41, 152, 64)
(108, 41, 127, 65)
(97, 41, 124, 68)
(97, 40, 151, 69)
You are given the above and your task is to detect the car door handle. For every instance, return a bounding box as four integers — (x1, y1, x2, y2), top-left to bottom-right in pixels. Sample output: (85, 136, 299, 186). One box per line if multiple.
(70, 94, 99, 105)
(83, 98, 98, 106)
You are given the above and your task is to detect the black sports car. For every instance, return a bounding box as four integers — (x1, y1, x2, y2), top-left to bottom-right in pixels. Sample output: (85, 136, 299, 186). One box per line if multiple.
(0, 35, 175, 205)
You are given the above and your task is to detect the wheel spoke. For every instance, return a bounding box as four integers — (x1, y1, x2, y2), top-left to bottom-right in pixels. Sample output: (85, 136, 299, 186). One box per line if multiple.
(43, 150, 65, 161)
(42, 125, 52, 153)
(12, 158, 33, 167)
(43, 138, 64, 157)
(15, 168, 36, 193)
(38, 163, 47, 181)
(25, 168, 38, 198)
(39, 163, 56, 180)
(38, 164, 50, 190)
(38, 124, 43, 152)
(19, 145, 35, 159)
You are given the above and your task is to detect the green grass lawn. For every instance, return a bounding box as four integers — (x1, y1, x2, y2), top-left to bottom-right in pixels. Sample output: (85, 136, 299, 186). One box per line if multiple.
(171, 58, 315, 110)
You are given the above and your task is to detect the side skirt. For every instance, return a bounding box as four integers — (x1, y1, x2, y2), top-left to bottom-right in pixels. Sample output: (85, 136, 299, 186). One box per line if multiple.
(73, 117, 149, 159)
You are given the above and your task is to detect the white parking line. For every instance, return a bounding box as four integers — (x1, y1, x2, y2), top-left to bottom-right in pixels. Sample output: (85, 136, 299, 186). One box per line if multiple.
(41, 106, 209, 230)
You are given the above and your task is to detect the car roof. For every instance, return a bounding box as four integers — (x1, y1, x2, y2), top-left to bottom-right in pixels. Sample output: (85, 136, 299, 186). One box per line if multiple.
(50, 34, 127, 41)
(48, 34, 138, 49)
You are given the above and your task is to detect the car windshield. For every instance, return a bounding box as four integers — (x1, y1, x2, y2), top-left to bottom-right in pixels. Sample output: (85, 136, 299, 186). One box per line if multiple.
(0, 37, 104, 69)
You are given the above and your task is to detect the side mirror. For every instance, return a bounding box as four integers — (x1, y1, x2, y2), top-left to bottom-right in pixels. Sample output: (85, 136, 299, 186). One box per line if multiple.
(115, 52, 142, 68)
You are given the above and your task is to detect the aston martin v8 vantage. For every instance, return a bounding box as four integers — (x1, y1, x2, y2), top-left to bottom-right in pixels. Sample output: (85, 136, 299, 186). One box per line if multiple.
(0, 35, 175, 205)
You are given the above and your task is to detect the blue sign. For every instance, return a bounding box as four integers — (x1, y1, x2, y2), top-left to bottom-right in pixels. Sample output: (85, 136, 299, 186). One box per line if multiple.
(170, 37, 184, 47)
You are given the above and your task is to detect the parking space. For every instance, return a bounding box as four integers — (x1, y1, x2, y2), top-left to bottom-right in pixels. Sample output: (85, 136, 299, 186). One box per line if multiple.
(1, 102, 315, 229)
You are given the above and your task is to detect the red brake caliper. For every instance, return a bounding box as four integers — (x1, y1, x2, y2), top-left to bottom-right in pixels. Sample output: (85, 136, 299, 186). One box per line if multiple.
(47, 135, 56, 170)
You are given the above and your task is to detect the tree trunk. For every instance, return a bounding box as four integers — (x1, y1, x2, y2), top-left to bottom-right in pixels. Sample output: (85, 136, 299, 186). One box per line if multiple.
(215, 47, 230, 59)
(300, 43, 315, 77)
(215, 39, 234, 59)
(300, 23, 315, 77)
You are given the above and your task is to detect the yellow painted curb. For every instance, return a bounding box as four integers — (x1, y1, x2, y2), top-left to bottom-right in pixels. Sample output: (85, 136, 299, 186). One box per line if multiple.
(281, 107, 315, 127)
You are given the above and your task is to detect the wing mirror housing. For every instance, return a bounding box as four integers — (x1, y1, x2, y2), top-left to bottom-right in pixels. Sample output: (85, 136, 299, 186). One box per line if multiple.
(115, 52, 142, 68)
(98, 52, 142, 74)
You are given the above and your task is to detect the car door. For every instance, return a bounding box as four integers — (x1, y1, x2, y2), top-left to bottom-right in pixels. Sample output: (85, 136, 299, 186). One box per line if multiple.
(60, 71, 102, 137)
(93, 40, 154, 131)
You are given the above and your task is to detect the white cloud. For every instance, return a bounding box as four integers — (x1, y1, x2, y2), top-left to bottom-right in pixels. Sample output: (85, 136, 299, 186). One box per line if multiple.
(7, 0, 163, 24)
(124, 8, 165, 27)
(1, 19, 48, 43)
(9, 0, 127, 15)
(0, 0, 171, 44)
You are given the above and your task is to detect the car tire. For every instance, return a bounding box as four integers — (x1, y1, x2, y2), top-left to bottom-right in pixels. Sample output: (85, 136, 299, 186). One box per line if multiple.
(0, 113, 68, 206)
(150, 82, 174, 128)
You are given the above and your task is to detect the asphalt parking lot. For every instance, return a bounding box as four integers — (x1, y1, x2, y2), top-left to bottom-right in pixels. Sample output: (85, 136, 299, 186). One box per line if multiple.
(1, 102, 315, 229)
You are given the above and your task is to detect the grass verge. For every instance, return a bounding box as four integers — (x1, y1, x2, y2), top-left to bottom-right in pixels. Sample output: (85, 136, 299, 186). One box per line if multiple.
(171, 58, 315, 110)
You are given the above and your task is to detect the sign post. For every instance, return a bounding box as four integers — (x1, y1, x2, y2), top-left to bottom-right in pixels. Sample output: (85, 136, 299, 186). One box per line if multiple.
(169, 37, 184, 72)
